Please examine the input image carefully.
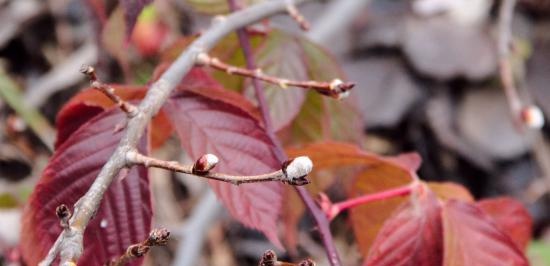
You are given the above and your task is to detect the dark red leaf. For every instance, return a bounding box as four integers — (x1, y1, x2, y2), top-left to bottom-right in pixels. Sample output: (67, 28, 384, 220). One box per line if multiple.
(21, 107, 152, 265)
(120, 0, 152, 38)
(476, 197, 532, 251)
(365, 186, 442, 266)
(442, 200, 528, 266)
(163, 72, 283, 247)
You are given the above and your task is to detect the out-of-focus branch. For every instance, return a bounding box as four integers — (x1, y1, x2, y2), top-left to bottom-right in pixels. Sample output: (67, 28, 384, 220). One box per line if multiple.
(285, 0, 310, 31)
(307, 0, 371, 44)
(24, 42, 97, 107)
(0, 68, 55, 151)
(171, 189, 222, 266)
(196, 53, 353, 99)
(498, 0, 522, 116)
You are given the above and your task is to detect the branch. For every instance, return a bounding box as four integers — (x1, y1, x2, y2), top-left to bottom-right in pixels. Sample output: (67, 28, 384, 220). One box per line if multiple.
(195, 53, 353, 99)
(108, 228, 170, 266)
(227, 0, 342, 265)
(497, 0, 545, 129)
(126, 151, 312, 186)
(39, 0, 312, 264)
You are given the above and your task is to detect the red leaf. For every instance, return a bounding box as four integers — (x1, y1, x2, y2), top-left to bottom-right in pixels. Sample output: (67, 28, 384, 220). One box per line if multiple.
(476, 197, 532, 251)
(442, 200, 528, 266)
(21, 107, 152, 265)
(365, 186, 442, 266)
(163, 74, 283, 247)
(120, 0, 152, 38)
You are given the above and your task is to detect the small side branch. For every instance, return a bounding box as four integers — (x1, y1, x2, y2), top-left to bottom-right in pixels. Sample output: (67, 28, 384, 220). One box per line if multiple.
(195, 53, 354, 99)
(126, 150, 312, 186)
(80, 66, 138, 117)
(108, 228, 170, 266)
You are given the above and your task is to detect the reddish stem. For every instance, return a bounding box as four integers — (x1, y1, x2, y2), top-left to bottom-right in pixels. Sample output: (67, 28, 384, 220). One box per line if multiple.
(330, 185, 413, 219)
(227, 1, 342, 265)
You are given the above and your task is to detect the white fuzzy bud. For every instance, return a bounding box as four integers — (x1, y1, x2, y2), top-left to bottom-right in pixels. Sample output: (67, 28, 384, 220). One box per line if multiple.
(282, 156, 312, 185)
(521, 105, 545, 129)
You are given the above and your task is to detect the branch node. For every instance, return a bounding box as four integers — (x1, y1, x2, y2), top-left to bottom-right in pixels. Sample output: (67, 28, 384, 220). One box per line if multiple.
(281, 156, 312, 185)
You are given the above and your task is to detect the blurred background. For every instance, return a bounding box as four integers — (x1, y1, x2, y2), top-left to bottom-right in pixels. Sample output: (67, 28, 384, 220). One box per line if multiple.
(1, 0, 550, 265)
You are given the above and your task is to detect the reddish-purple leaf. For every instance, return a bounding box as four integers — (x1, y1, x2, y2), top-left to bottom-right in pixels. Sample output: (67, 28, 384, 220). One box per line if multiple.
(442, 200, 528, 266)
(476, 197, 532, 251)
(120, 0, 152, 38)
(163, 74, 283, 247)
(365, 186, 442, 266)
(21, 107, 151, 265)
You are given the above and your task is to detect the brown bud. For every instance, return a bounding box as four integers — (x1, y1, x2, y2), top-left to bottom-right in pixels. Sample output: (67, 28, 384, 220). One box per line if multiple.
(56, 204, 71, 220)
(298, 258, 316, 266)
(258, 250, 277, 266)
(147, 228, 170, 246)
(192, 154, 219, 174)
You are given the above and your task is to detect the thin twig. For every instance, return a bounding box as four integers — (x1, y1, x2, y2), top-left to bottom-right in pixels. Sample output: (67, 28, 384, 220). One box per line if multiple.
(497, 0, 550, 196)
(285, 0, 310, 31)
(498, 0, 522, 117)
(80, 66, 138, 116)
(126, 151, 311, 186)
(39, 1, 311, 264)
(108, 228, 170, 266)
(227, 0, 342, 265)
(196, 53, 353, 99)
